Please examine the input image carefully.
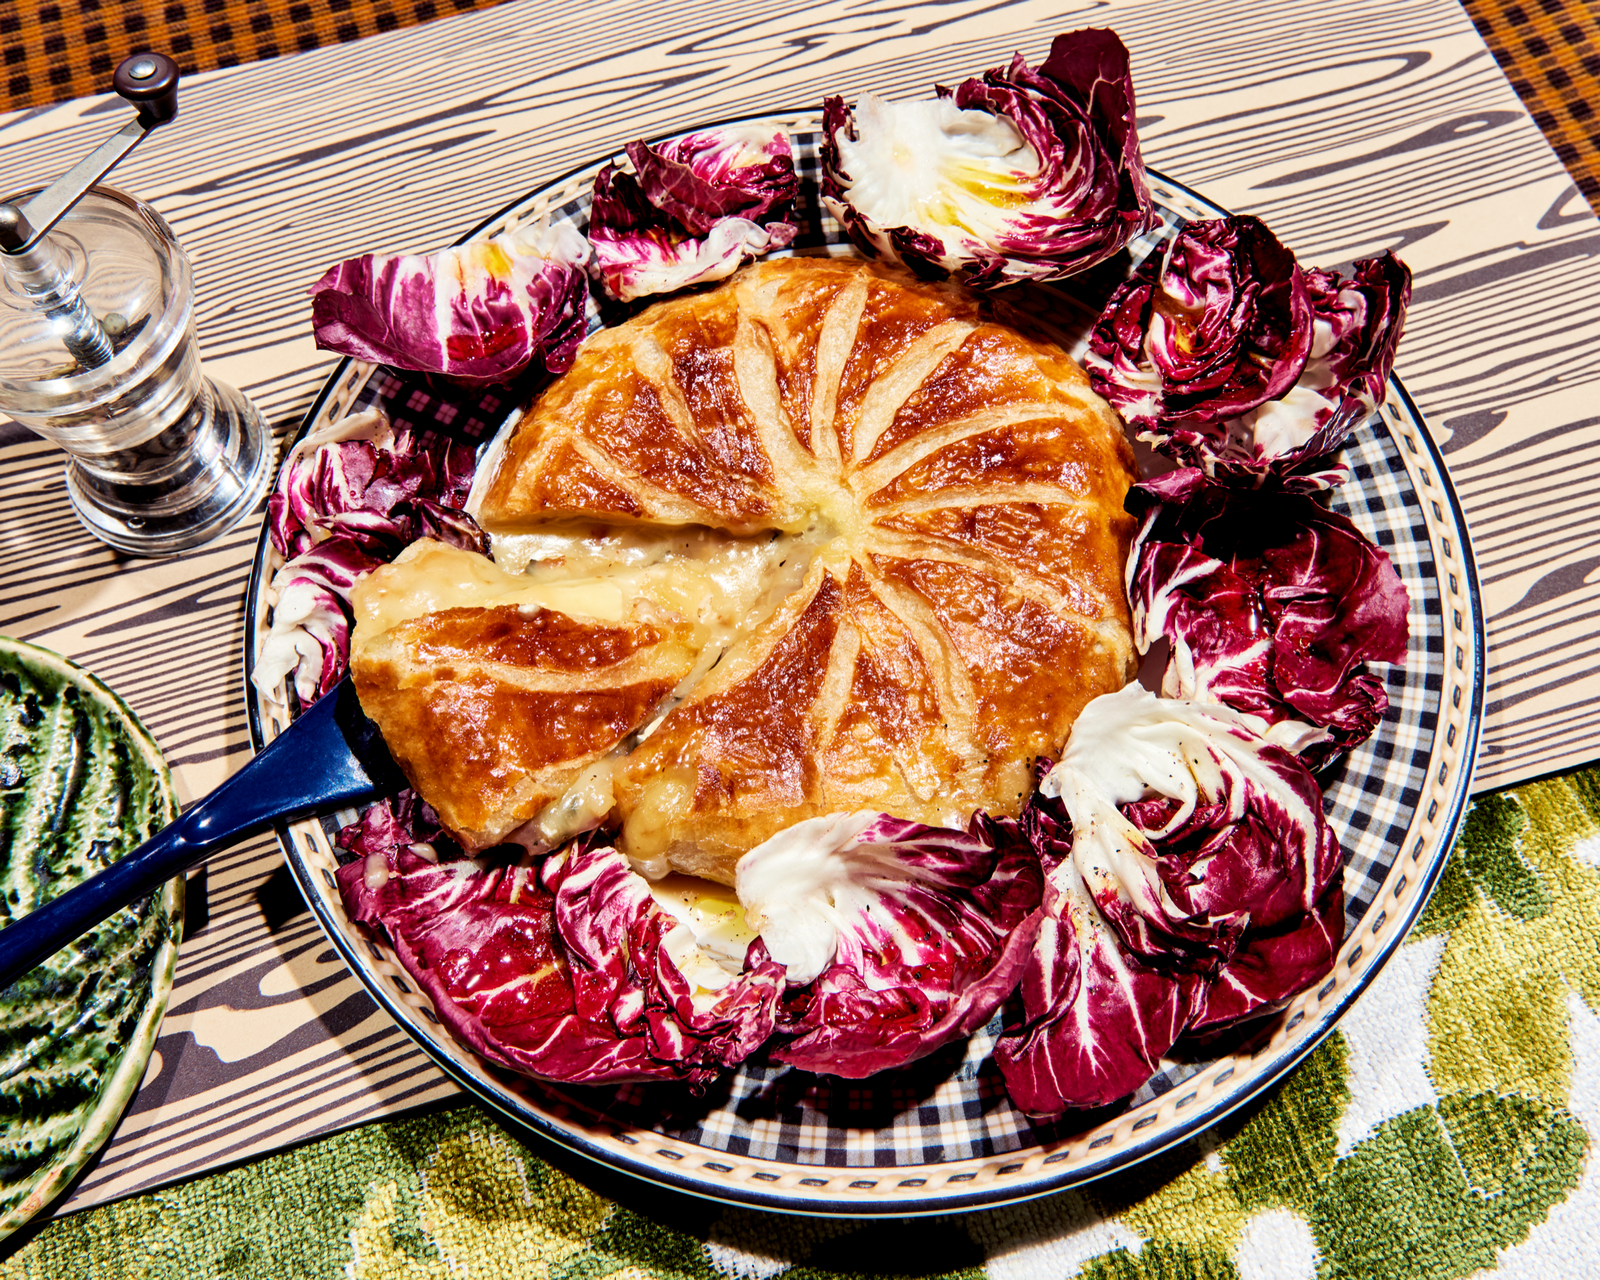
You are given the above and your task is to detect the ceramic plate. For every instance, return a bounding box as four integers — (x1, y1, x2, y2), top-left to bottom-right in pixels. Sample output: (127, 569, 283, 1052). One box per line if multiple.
(0, 637, 183, 1238)
(244, 112, 1485, 1215)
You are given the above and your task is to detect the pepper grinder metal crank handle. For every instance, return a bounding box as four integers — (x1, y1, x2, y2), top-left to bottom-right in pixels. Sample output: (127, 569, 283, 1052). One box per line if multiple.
(0, 54, 180, 254)
(0, 53, 181, 369)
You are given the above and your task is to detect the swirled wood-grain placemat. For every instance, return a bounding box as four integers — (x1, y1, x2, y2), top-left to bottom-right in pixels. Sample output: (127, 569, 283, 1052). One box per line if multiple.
(1, 0, 1596, 208)
(2, 0, 1600, 1234)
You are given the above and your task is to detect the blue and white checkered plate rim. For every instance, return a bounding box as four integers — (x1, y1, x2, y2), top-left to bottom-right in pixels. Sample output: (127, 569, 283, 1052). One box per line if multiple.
(244, 111, 1486, 1216)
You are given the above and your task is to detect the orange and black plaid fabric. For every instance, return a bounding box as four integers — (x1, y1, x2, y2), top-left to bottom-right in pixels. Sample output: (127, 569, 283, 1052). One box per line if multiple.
(0, 0, 508, 111)
(0, 0, 1595, 203)
(1468, 0, 1600, 206)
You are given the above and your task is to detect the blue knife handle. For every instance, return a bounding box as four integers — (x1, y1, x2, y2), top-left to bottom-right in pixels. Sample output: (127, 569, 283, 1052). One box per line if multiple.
(0, 678, 389, 990)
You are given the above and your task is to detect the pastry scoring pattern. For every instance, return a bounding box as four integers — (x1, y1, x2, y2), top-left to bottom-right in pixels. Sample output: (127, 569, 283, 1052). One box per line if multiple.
(469, 257, 1140, 882)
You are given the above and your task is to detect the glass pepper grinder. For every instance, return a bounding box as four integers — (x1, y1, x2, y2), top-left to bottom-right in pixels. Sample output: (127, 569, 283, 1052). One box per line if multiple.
(0, 53, 272, 557)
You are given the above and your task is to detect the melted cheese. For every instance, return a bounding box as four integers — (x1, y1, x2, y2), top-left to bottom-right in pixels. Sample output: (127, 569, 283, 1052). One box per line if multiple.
(488, 521, 819, 636)
(526, 757, 618, 845)
(353, 538, 629, 639)
(648, 872, 760, 974)
(493, 522, 832, 841)
(486, 519, 829, 701)
(354, 525, 813, 653)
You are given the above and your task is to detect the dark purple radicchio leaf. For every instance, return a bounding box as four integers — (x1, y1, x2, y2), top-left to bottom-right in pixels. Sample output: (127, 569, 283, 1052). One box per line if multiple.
(1085, 216, 1410, 486)
(1126, 468, 1410, 767)
(339, 786, 444, 852)
(993, 845, 1198, 1116)
(1217, 252, 1409, 488)
(1085, 216, 1311, 429)
(549, 844, 785, 1073)
(267, 408, 478, 560)
(587, 125, 799, 302)
(309, 222, 591, 385)
(336, 813, 674, 1083)
(1186, 879, 1344, 1034)
(735, 812, 1045, 1079)
(821, 28, 1155, 287)
(337, 808, 783, 1085)
(254, 408, 487, 704)
(994, 687, 1344, 1114)
(1276, 254, 1411, 436)
(1044, 687, 1343, 960)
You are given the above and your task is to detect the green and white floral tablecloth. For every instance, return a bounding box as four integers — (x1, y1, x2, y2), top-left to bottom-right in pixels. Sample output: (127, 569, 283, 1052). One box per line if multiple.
(5, 765, 1596, 1279)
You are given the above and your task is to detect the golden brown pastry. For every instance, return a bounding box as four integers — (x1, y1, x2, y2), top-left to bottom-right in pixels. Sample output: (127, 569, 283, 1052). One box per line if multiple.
(471, 256, 1140, 883)
(349, 539, 697, 850)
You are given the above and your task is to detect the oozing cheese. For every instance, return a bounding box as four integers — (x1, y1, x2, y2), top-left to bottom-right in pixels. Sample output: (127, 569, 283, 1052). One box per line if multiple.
(353, 538, 630, 635)
(647, 873, 760, 974)
(491, 521, 832, 848)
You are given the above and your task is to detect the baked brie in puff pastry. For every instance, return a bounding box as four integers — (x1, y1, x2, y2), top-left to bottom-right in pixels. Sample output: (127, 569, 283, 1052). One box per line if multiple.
(352, 257, 1140, 883)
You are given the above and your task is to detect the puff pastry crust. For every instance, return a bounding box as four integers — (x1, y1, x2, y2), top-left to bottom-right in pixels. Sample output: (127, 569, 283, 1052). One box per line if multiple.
(350, 540, 697, 851)
(469, 256, 1139, 882)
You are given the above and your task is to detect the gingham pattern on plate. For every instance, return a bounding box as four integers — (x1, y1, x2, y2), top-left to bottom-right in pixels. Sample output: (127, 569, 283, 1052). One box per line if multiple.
(246, 115, 1478, 1211)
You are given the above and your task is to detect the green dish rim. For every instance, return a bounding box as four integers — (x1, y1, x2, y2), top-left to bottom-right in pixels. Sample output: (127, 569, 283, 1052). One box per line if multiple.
(0, 636, 184, 1242)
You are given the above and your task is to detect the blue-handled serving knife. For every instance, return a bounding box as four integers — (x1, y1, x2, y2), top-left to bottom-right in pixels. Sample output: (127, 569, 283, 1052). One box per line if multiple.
(0, 677, 401, 989)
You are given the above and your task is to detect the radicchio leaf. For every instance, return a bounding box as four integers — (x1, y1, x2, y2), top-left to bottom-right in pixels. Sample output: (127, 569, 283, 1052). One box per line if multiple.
(1229, 254, 1411, 479)
(337, 821, 675, 1083)
(1126, 468, 1410, 766)
(822, 28, 1155, 287)
(338, 786, 444, 854)
(994, 850, 1197, 1115)
(267, 408, 478, 559)
(1042, 686, 1343, 960)
(337, 808, 782, 1085)
(309, 222, 592, 385)
(996, 688, 1345, 1113)
(736, 811, 1044, 1079)
(254, 408, 487, 705)
(548, 845, 785, 1072)
(1085, 216, 1311, 429)
(254, 566, 358, 704)
(1085, 216, 1410, 485)
(587, 125, 799, 302)
(1186, 880, 1344, 1034)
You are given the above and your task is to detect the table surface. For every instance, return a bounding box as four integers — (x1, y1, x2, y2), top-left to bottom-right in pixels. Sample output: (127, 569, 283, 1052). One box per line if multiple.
(4, 0, 1599, 219)
(2, 0, 1600, 1232)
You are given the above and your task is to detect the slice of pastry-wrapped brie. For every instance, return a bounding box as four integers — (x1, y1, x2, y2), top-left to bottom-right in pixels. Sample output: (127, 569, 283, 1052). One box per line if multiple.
(350, 539, 698, 851)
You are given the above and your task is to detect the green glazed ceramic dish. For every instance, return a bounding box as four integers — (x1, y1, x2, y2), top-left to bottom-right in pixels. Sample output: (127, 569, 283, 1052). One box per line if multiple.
(0, 637, 183, 1240)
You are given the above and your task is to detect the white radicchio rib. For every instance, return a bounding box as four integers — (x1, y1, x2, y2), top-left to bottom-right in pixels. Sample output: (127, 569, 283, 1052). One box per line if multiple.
(736, 810, 1044, 1078)
(1040, 685, 1340, 965)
